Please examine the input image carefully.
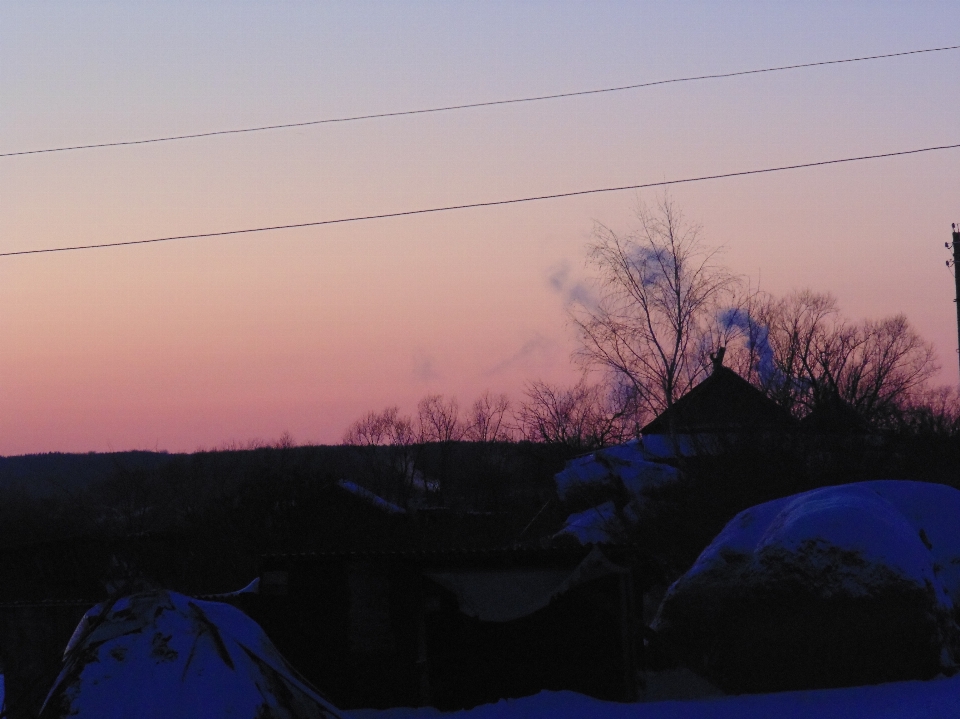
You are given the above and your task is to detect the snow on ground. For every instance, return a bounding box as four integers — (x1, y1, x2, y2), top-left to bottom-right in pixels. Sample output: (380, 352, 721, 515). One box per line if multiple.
(345, 675, 960, 719)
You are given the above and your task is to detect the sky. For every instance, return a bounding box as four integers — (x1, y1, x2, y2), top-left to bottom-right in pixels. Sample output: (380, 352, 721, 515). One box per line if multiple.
(1, 1, 959, 455)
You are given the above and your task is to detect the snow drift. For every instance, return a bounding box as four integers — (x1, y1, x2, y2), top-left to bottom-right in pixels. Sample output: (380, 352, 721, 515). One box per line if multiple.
(39, 589, 343, 719)
(344, 676, 960, 719)
(652, 481, 960, 693)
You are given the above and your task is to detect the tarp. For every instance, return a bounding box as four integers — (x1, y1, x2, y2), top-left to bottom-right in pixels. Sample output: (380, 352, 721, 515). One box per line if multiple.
(425, 547, 626, 622)
(39, 589, 343, 719)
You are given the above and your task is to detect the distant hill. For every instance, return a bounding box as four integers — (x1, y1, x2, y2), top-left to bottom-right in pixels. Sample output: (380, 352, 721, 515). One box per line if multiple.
(0, 451, 180, 496)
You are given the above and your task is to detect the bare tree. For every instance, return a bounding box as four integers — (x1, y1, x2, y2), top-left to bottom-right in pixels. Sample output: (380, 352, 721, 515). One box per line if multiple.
(898, 385, 960, 436)
(417, 394, 465, 443)
(341, 406, 418, 505)
(342, 406, 415, 446)
(514, 378, 635, 450)
(342, 409, 388, 446)
(825, 314, 938, 426)
(273, 430, 296, 450)
(753, 290, 939, 425)
(742, 290, 843, 415)
(571, 195, 741, 422)
(464, 391, 513, 442)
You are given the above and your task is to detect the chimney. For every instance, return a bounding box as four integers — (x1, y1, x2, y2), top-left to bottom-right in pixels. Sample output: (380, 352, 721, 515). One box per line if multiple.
(710, 346, 726, 373)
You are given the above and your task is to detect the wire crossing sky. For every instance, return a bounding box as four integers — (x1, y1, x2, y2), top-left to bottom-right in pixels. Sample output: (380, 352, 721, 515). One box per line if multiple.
(1, 43, 957, 159)
(4, 141, 959, 258)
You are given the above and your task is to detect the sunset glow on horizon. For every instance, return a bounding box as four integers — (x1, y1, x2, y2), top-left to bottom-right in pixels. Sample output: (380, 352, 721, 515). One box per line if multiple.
(1, 2, 959, 455)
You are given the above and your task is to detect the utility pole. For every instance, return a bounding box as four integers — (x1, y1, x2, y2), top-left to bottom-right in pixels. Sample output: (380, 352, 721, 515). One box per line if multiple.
(949, 224, 960, 380)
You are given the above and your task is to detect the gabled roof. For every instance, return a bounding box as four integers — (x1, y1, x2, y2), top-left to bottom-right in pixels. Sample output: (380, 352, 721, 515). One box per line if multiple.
(641, 366, 795, 435)
(799, 393, 870, 435)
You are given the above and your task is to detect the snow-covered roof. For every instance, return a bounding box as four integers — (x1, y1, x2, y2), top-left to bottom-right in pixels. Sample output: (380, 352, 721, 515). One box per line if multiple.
(553, 441, 680, 544)
(554, 501, 621, 545)
(554, 440, 679, 502)
(336, 479, 406, 514)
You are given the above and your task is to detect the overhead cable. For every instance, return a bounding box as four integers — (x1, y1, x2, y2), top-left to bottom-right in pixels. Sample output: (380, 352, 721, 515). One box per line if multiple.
(3, 141, 958, 258)
(2, 44, 958, 159)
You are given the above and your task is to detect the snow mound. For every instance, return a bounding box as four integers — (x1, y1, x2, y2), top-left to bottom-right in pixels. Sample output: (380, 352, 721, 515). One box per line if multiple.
(554, 441, 678, 502)
(40, 590, 343, 719)
(652, 481, 960, 693)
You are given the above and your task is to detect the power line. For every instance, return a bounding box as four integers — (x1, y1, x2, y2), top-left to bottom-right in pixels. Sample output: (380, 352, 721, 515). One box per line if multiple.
(4, 141, 958, 258)
(3, 44, 959, 159)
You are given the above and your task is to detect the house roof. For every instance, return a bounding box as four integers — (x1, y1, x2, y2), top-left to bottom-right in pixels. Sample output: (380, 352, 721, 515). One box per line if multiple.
(799, 393, 870, 435)
(641, 366, 795, 435)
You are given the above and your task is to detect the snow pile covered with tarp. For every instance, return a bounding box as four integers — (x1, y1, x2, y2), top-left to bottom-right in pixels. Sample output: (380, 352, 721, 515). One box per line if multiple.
(554, 441, 678, 544)
(652, 480, 960, 693)
(39, 589, 343, 719)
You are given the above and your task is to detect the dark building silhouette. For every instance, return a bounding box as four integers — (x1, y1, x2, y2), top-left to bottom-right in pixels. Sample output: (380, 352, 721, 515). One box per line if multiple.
(641, 351, 795, 458)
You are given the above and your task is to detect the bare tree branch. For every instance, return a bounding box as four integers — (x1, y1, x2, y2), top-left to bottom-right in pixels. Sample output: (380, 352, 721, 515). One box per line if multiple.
(417, 395, 465, 443)
(748, 290, 939, 426)
(465, 391, 513, 442)
(570, 195, 741, 422)
(514, 378, 637, 450)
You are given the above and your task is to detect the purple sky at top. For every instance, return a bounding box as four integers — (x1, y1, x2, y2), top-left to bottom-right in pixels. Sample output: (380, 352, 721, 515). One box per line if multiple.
(0, 2, 958, 454)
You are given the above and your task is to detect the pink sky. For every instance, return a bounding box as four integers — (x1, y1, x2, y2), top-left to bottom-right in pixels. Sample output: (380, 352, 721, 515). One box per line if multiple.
(1, 2, 959, 454)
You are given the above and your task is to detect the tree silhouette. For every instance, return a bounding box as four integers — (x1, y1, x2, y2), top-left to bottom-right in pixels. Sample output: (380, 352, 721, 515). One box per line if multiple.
(571, 195, 740, 423)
